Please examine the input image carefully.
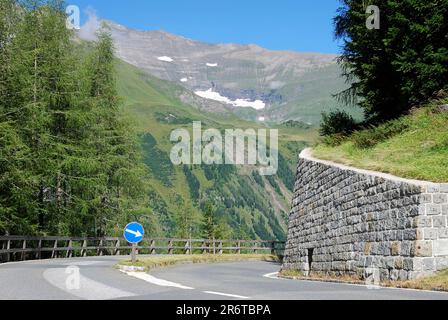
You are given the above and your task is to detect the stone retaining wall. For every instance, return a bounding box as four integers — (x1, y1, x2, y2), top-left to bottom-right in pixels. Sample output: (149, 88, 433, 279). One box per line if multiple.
(282, 149, 448, 281)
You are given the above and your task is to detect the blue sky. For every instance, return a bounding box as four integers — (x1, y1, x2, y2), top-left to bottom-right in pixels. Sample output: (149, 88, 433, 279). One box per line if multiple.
(70, 0, 343, 54)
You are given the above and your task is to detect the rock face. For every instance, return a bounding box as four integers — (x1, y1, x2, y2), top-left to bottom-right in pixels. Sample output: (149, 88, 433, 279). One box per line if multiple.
(282, 149, 448, 281)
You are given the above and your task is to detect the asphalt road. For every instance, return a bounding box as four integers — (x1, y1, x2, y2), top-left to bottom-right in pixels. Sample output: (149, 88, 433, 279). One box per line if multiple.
(0, 256, 447, 300)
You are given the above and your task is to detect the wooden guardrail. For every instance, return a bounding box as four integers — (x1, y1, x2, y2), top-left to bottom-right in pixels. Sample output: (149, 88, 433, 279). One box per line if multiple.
(0, 236, 285, 263)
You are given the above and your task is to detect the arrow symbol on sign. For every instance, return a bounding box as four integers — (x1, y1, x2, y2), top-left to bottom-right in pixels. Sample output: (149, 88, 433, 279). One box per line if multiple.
(125, 228, 143, 238)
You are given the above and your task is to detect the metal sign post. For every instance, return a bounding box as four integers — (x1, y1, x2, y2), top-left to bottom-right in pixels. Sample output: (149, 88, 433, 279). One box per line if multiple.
(123, 222, 145, 265)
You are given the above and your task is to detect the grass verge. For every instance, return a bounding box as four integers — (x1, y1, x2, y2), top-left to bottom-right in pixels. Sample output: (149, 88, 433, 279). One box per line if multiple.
(314, 99, 448, 182)
(388, 269, 448, 292)
(118, 254, 280, 271)
(279, 269, 448, 292)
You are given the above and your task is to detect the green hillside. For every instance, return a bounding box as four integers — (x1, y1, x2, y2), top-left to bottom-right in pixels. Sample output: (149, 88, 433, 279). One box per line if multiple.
(313, 99, 448, 183)
(267, 64, 364, 126)
(115, 60, 316, 240)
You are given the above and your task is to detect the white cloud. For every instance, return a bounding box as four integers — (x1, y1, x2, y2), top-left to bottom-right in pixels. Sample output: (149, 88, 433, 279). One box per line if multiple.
(78, 7, 101, 41)
(194, 89, 265, 110)
(158, 56, 174, 62)
(206, 63, 218, 67)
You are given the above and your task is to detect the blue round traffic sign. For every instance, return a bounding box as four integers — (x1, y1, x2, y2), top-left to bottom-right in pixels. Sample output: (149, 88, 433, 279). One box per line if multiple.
(123, 222, 144, 244)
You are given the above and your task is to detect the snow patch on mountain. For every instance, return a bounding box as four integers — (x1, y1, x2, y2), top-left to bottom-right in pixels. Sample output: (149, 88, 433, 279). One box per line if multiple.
(158, 56, 174, 62)
(194, 89, 265, 110)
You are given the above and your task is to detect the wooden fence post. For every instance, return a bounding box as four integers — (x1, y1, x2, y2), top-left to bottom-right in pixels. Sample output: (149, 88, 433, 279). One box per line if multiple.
(184, 240, 190, 255)
(66, 240, 73, 258)
(21, 240, 26, 261)
(97, 239, 103, 256)
(81, 240, 87, 257)
(115, 239, 120, 256)
(237, 241, 241, 255)
(202, 240, 207, 255)
(51, 240, 58, 259)
(150, 240, 155, 255)
(36, 239, 42, 260)
(168, 240, 173, 255)
(6, 239, 10, 262)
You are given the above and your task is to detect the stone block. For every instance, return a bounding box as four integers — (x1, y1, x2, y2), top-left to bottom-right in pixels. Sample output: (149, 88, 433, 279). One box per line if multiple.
(422, 258, 435, 271)
(442, 205, 448, 215)
(438, 229, 448, 239)
(432, 216, 446, 228)
(440, 184, 448, 193)
(391, 241, 401, 256)
(433, 239, 448, 256)
(433, 194, 448, 204)
(426, 204, 442, 216)
(419, 194, 432, 204)
(423, 228, 438, 240)
(427, 184, 440, 193)
(435, 257, 448, 271)
(412, 241, 433, 257)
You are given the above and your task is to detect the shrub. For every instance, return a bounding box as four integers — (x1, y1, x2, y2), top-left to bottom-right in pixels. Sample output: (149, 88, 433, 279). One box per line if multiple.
(319, 110, 359, 137)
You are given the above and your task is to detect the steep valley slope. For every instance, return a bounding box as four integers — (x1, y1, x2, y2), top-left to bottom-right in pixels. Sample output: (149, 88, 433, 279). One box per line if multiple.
(115, 59, 316, 240)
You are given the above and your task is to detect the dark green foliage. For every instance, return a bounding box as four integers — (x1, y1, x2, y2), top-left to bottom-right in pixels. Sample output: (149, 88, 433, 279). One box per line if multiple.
(266, 175, 281, 195)
(141, 133, 174, 187)
(147, 189, 175, 234)
(320, 110, 359, 136)
(277, 154, 295, 191)
(202, 164, 235, 182)
(335, 0, 448, 122)
(200, 200, 229, 240)
(251, 171, 265, 188)
(0, 1, 150, 236)
(183, 166, 200, 201)
(253, 215, 270, 240)
(270, 210, 287, 241)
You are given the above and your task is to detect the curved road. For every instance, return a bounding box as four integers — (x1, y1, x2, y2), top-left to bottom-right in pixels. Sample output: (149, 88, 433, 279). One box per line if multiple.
(0, 256, 447, 300)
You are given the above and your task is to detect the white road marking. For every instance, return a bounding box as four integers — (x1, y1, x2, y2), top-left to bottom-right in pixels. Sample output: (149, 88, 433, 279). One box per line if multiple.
(43, 268, 136, 300)
(61, 261, 104, 266)
(263, 272, 283, 279)
(203, 291, 250, 299)
(121, 271, 194, 290)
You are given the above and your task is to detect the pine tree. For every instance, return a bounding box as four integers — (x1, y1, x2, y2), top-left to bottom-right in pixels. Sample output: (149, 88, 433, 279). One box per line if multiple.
(335, 0, 448, 123)
(85, 28, 149, 236)
(174, 198, 200, 239)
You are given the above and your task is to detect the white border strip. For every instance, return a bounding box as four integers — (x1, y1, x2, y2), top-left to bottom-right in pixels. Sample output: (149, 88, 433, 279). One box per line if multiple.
(203, 291, 250, 299)
(121, 271, 194, 290)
